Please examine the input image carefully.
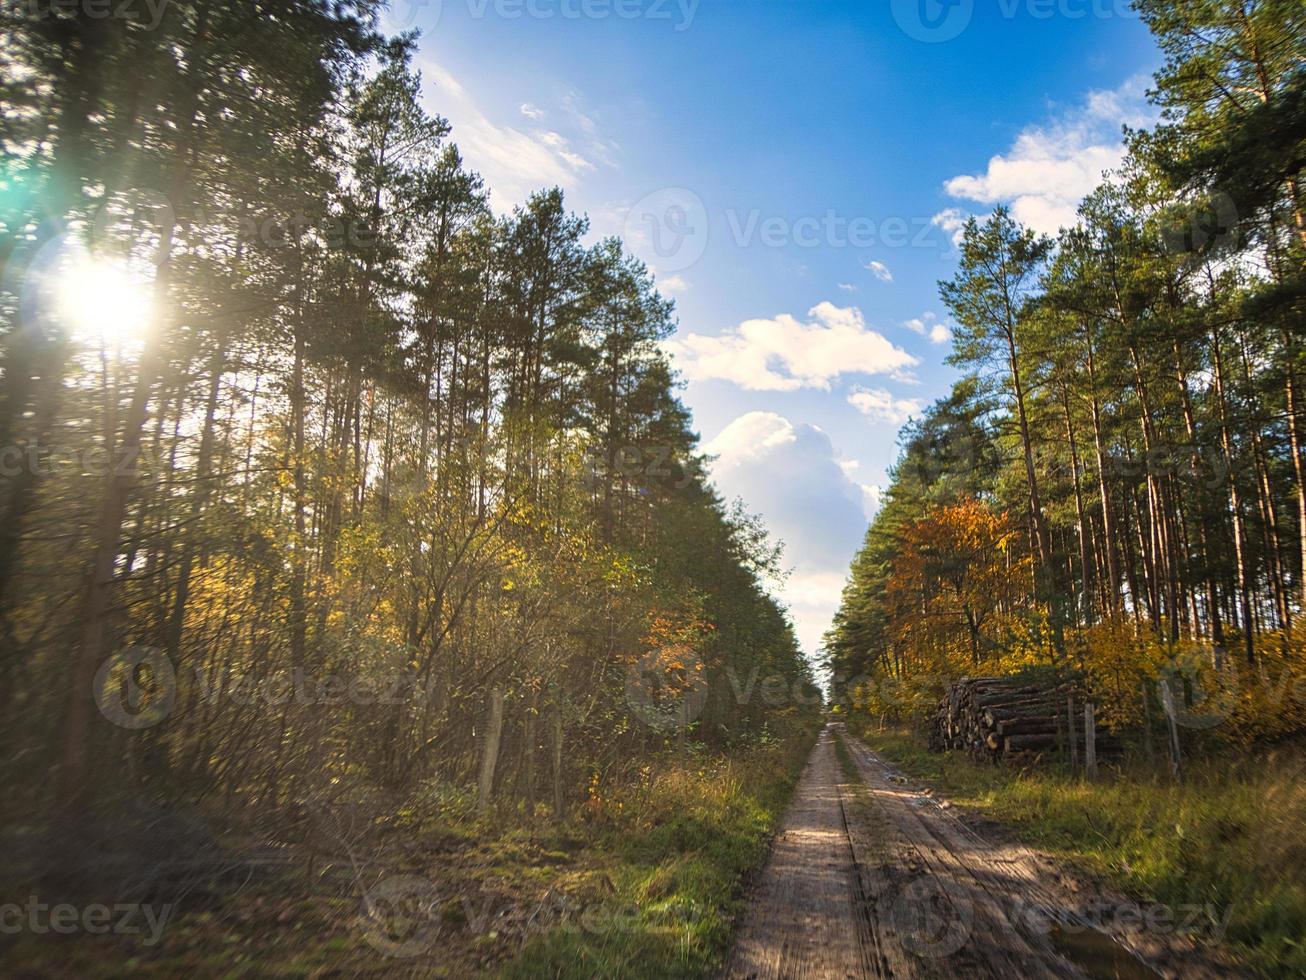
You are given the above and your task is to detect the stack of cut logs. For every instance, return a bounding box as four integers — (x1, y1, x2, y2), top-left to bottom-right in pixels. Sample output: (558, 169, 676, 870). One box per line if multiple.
(931, 677, 1119, 763)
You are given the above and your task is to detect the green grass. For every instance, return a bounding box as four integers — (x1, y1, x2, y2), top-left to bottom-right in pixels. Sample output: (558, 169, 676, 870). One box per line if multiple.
(856, 725, 1306, 978)
(831, 730, 858, 782)
(1, 721, 821, 979)
(501, 721, 820, 979)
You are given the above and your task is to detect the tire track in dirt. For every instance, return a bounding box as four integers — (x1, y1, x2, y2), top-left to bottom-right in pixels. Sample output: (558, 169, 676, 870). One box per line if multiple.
(726, 724, 1235, 979)
(724, 726, 881, 979)
(838, 729, 1237, 980)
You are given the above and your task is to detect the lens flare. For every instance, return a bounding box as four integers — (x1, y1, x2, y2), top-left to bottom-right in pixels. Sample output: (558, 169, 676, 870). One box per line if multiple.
(56, 254, 155, 347)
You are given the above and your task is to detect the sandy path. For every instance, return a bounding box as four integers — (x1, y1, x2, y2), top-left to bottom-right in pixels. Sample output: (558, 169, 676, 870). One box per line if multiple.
(724, 726, 878, 979)
(725, 724, 1235, 980)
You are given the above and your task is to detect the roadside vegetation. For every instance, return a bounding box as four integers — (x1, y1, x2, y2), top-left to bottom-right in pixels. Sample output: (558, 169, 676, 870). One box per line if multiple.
(1, 5, 823, 977)
(824, 5, 1306, 977)
(1, 718, 819, 977)
(505, 718, 819, 979)
(854, 725, 1306, 978)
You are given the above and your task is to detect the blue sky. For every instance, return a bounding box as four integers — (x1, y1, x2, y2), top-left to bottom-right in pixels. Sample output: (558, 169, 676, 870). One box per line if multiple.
(387, 0, 1161, 659)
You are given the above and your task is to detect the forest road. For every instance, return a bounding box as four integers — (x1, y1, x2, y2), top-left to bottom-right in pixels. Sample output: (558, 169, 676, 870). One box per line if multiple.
(723, 723, 1235, 980)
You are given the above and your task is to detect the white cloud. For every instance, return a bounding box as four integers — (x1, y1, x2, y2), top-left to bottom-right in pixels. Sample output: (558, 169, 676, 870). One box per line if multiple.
(837, 459, 885, 521)
(847, 386, 924, 426)
(862, 482, 885, 516)
(664, 302, 919, 392)
(838, 283, 857, 293)
(416, 59, 609, 206)
(785, 571, 856, 609)
(942, 75, 1155, 236)
(657, 274, 689, 295)
(931, 208, 970, 248)
(863, 259, 893, 282)
(559, 91, 619, 167)
(705, 412, 871, 655)
(903, 312, 953, 346)
(537, 130, 594, 173)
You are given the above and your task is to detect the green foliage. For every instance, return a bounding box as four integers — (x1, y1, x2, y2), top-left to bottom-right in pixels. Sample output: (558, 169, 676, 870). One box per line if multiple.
(0, 0, 820, 927)
(861, 727, 1306, 978)
(825, 2, 1306, 758)
(502, 721, 819, 979)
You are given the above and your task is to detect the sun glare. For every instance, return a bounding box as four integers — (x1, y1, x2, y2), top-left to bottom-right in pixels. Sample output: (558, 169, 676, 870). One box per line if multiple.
(57, 255, 155, 347)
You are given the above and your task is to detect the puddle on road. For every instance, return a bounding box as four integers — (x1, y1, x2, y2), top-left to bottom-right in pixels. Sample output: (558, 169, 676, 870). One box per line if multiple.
(1048, 923, 1161, 980)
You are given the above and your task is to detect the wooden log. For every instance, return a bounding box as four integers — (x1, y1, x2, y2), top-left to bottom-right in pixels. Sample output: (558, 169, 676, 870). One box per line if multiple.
(983, 707, 1056, 727)
(996, 719, 1058, 736)
(1003, 734, 1058, 752)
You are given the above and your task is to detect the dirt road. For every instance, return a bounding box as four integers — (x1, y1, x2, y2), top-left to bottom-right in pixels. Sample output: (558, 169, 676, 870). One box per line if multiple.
(725, 724, 1234, 980)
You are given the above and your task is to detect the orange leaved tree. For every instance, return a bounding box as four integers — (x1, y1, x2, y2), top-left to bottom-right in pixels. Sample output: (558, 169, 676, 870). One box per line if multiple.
(887, 499, 1030, 672)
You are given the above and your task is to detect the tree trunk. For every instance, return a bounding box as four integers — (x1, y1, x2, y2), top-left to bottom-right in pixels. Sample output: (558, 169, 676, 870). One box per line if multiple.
(477, 688, 505, 816)
(1083, 701, 1096, 780)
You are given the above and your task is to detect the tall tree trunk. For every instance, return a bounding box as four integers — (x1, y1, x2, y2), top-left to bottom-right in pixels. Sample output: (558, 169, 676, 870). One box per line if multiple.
(1084, 328, 1122, 614)
(56, 10, 212, 800)
(1284, 348, 1306, 618)
(477, 688, 505, 816)
(164, 341, 226, 657)
(1060, 384, 1094, 623)
(1211, 324, 1256, 666)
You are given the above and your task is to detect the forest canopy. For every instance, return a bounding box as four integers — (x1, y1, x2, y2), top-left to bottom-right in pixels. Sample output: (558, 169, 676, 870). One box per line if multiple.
(824, 0, 1306, 745)
(0, 5, 817, 830)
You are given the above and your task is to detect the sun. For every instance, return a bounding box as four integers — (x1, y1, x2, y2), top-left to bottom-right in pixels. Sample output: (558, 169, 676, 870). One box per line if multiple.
(56, 254, 155, 347)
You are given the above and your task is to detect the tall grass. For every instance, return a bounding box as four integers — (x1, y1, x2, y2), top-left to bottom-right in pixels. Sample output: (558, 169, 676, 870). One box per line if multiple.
(859, 727, 1306, 978)
(502, 720, 820, 979)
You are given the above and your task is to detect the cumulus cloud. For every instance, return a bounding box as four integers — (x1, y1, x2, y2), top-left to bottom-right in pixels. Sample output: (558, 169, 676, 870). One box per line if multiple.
(705, 412, 872, 654)
(664, 303, 919, 391)
(903, 312, 953, 346)
(657, 274, 689, 295)
(931, 207, 970, 248)
(864, 259, 893, 282)
(847, 387, 924, 426)
(520, 103, 545, 120)
(942, 75, 1155, 236)
(838, 459, 885, 521)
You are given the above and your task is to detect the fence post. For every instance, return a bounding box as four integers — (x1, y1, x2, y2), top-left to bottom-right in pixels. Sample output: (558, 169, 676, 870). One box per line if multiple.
(1083, 701, 1097, 780)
